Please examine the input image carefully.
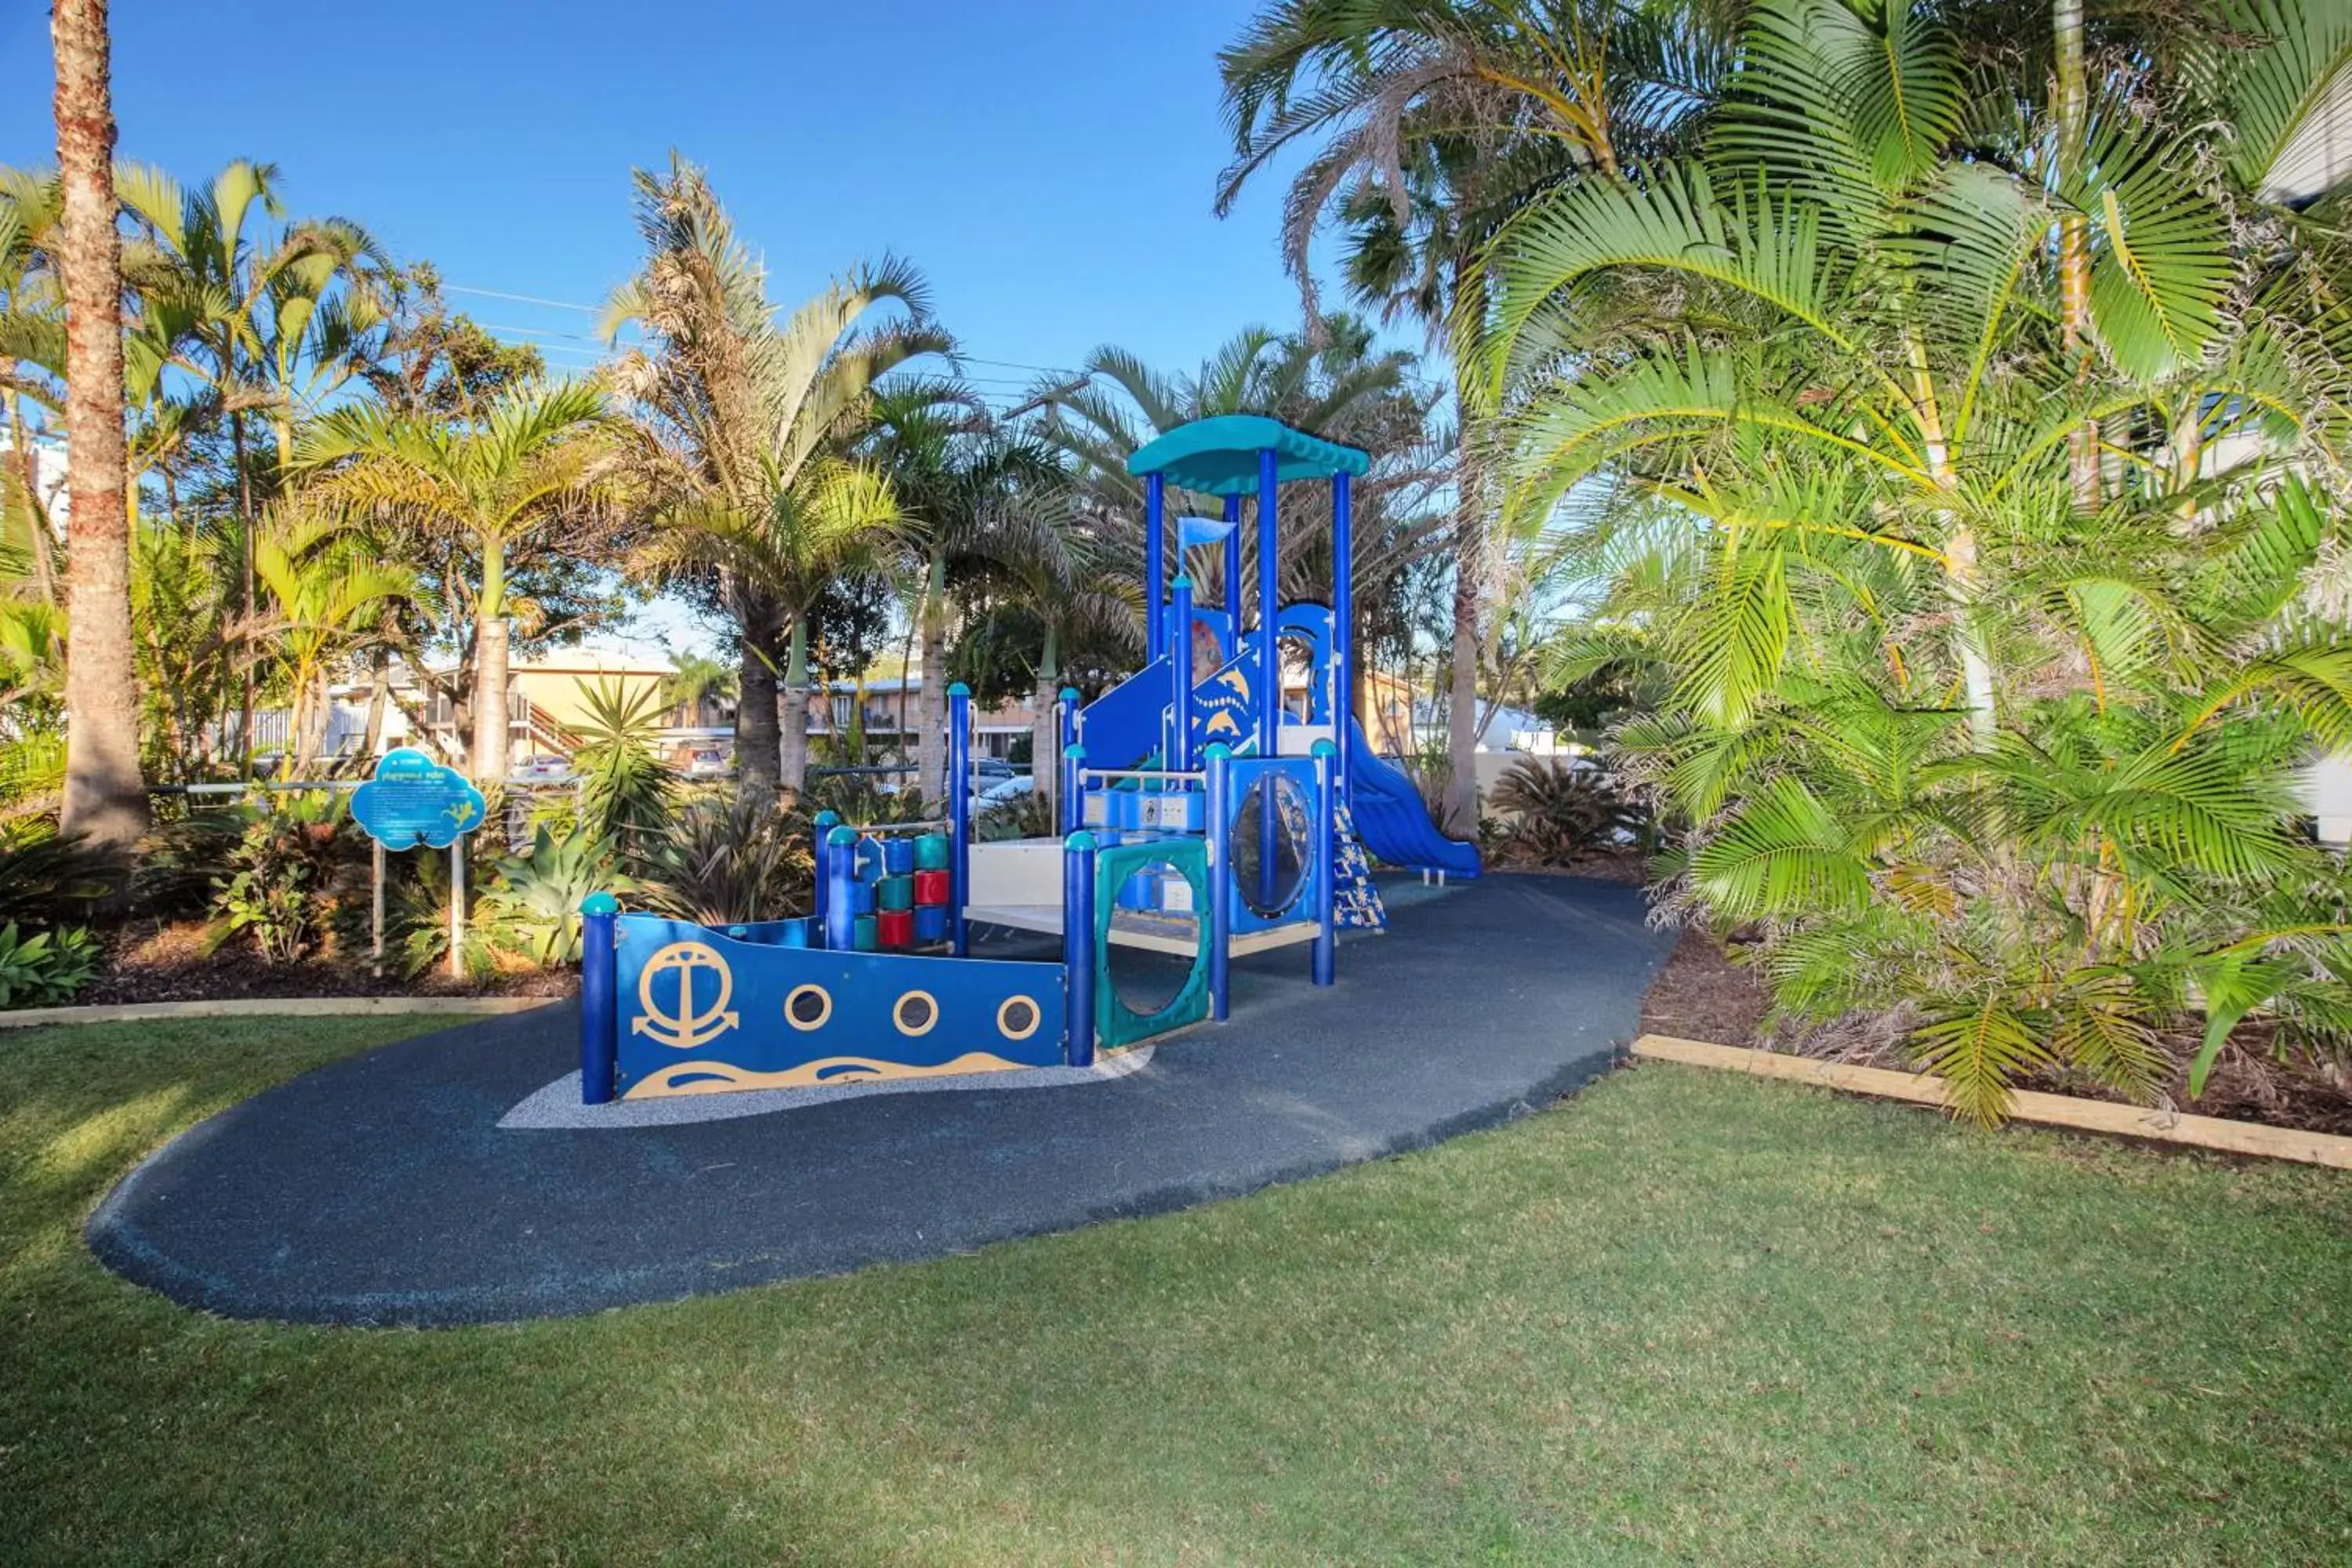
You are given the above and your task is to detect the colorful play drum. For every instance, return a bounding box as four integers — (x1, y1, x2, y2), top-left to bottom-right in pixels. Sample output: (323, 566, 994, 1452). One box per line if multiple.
(881, 837, 915, 874)
(877, 874, 914, 912)
(851, 881, 877, 916)
(913, 869, 950, 906)
(851, 915, 878, 952)
(855, 838, 884, 882)
(913, 905, 949, 944)
(877, 909, 913, 948)
(914, 832, 951, 870)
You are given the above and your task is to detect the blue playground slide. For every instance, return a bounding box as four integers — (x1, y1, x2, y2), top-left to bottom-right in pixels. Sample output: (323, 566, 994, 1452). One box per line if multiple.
(1346, 719, 1483, 879)
(1079, 655, 1171, 770)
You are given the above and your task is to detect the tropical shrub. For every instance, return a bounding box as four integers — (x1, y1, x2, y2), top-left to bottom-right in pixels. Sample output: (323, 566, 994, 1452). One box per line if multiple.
(479, 824, 623, 967)
(0, 920, 98, 1008)
(1486, 758, 1639, 866)
(387, 843, 503, 980)
(204, 796, 363, 964)
(569, 678, 676, 853)
(804, 773, 935, 827)
(0, 820, 118, 922)
(634, 795, 811, 927)
(1475, 0, 2352, 1121)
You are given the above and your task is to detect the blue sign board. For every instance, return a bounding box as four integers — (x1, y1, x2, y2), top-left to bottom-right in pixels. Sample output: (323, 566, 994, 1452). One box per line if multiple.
(350, 747, 487, 851)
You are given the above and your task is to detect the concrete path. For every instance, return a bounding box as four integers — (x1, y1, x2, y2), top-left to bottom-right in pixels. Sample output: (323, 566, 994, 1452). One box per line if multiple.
(89, 874, 1670, 1326)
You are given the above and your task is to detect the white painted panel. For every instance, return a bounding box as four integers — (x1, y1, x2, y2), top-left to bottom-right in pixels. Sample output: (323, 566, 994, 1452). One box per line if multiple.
(968, 840, 1065, 906)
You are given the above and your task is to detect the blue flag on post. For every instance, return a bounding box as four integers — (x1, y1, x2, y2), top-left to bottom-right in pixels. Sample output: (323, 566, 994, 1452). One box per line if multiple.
(1178, 515, 1236, 551)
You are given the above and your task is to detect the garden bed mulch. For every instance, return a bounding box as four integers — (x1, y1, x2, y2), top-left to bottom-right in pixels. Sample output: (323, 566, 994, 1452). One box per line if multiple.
(1639, 925, 2352, 1139)
(79, 921, 575, 1007)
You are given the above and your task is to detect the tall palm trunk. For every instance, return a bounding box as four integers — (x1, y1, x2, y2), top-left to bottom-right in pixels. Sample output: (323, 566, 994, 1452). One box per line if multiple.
(1030, 622, 1061, 824)
(470, 538, 509, 780)
(735, 600, 782, 804)
(916, 554, 948, 800)
(8, 389, 56, 607)
(2054, 0, 2099, 511)
(778, 616, 811, 799)
(361, 652, 390, 760)
(51, 0, 148, 854)
(1443, 509, 1482, 837)
(230, 405, 257, 775)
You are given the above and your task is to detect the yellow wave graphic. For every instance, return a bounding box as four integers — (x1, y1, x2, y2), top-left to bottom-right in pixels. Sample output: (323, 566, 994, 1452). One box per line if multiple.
(625, 1051, 1036, 1099)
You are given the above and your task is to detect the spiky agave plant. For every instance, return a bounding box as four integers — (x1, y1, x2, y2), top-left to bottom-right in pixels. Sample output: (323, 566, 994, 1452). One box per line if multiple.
(1475, 0, 2352, 1121)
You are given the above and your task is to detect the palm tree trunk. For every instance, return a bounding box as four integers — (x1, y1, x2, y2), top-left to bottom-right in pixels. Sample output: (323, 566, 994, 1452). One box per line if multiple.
(7, 389, 56, 608)
(916, 554, 948, 800)
(735, 597, 782, 804)
(2054, 0, 2099, 511)
(778, 616, 811, 799)
(231, 405, 256, 776)
(1443, 511, 1482, 837)
(361, 652, 390, 760)
(470, 539, 509, 781)
(1031, 622, 1061, 824)
(51, 0, 149, 855)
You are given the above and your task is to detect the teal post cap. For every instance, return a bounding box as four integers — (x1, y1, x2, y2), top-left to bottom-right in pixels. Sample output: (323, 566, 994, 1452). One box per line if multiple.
(1060, 686, 1081, 702)
(1063, 742, 1086, 760)
(580, 891, 620, 916)
(813, 808, 840, 827)
(826, 825, 858, 847)
(1064, 829, 1098, 851)
(1311, 739, 1338, 757)
(1171, 574, 1193, 590)
(947, 681, 971, 698)
(1203, 742, 1232, 760)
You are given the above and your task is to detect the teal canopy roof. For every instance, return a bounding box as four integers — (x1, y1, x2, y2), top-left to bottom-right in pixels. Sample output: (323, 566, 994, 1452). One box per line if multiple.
(1125, 415, 1370, 497)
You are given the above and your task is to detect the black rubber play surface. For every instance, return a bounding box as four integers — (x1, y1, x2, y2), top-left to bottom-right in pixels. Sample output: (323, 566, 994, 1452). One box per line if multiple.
(89, 874, 1671, 1326)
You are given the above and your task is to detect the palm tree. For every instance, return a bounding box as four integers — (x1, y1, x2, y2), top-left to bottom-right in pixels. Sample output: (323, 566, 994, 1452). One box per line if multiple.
(292, 379, 619, 780)
(1035, 321, 1443, 727)
(663, 649, 738, 728)
(249, 510, 421, 776)
(1216, 0, 1738, 830)
(0, 167, 64, 609)
(49, 0, 147, 853)
(116, 159, 391, 771)
(603, 156, 947, 799)
(1469, 0, 2352, 1120)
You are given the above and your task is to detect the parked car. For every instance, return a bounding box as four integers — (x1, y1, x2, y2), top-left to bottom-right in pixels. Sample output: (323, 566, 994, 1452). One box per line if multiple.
(969, 758, 1018, 784)
(682, 747, 732, 779)
(513, 754, 575, 783)
(971, 775, 1035, 815)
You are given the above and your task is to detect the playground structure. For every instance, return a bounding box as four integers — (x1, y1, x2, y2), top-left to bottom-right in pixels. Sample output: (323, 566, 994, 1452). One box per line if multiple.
(575, 416, 1479, 1103)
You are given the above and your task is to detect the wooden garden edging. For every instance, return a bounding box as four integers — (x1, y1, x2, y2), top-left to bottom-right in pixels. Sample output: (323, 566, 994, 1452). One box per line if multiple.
(0, 996, 553, 1031)
(1632, 1033, 2352, 1171)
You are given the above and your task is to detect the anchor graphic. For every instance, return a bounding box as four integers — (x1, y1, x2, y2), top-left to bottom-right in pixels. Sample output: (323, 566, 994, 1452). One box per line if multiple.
(632, 942, 740, 1050)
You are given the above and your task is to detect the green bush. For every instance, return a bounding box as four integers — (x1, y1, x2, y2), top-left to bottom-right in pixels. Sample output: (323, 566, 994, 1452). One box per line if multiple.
(634, 795, 811, 927)
(0, 821, 119, 923)
(1486, 758, 1642, 866)
(0, 920, 98, 1009)
(202, 795, 365, 964)
(479, 825, 624, 968)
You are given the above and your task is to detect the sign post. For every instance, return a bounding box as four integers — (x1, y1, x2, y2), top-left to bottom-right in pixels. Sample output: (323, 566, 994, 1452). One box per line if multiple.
(350, 748, 488, 980)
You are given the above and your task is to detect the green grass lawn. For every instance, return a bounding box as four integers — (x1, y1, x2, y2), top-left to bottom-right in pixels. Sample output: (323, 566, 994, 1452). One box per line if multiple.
(3, 1019, 2349, 1566)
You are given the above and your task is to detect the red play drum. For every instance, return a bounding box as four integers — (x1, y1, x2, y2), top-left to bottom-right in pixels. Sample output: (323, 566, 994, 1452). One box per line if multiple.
(876, 909, 914, 948)
(913, 869, 951, 906)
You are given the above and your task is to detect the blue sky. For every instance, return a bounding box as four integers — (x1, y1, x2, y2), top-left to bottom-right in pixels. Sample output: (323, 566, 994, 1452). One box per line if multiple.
(2, 0, 1351, 412)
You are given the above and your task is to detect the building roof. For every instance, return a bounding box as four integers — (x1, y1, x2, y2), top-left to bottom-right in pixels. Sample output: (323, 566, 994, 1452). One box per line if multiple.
(1125, 415, 1370, 497)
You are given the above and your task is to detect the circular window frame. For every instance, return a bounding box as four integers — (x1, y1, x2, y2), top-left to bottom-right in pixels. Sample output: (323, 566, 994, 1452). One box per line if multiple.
(783, 982, 833, 1032)
(996, 993, 1044, 1042)
(892, 989, 940, 1037)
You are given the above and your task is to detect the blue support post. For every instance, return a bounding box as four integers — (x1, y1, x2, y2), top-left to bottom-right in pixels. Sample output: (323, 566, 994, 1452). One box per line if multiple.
(1063, 830, 1098, 1065)
(1145, 472, 1167, 660)
(823, 826, 857, 950)
(1221, 494, 1242, 636)
(1331, 470, 1353, 801)
(1204, 744, 1232, 1022)
(811, 808, 840, 920)
(1056, 686, 1079, 833)
(1062, 742, 1086, 837)
(1311, 741, 1338, 987)
(1256, 447, 1279, 758)
(578, 891, 619, 1104)
(1170, 575, 1195, 773)
(949, 681, 972, 956)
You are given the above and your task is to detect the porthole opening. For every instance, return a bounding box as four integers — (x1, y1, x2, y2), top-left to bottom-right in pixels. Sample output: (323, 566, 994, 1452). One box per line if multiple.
(784, 984, 832, 1031)
(893, 990, 938, 1036)
(996, 994, 1042, 1041)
